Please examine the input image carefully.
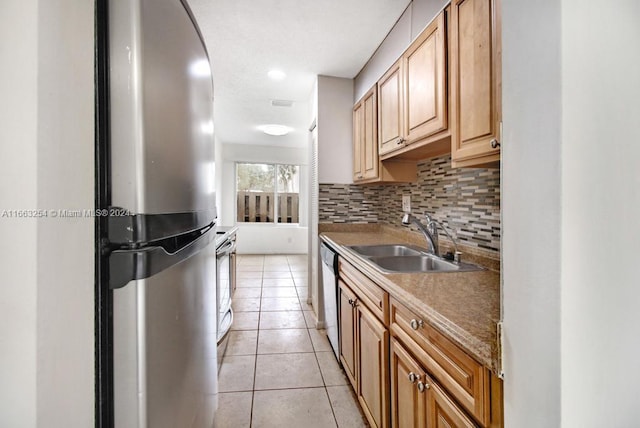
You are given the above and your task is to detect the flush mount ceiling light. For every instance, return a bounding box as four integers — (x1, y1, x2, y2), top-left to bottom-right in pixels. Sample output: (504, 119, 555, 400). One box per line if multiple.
(267, 69, 286, 80)
(258, 124, 292, 136)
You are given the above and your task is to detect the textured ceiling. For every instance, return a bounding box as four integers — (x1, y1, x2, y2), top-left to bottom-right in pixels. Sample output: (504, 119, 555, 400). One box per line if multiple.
(187, 0, 410, 147)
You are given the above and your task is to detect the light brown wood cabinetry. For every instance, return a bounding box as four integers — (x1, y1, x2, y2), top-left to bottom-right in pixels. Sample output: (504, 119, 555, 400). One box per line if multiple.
(353, 87, 378, 181)
(353, 86, 417, 184)
(339, 281, 358, 387)
(391, 298, 503, 427)
(335, 255, 503, 428)
(378, 61, 403, 156)
(338, 260, 390, 428)
(378, 12, 451, 161)
(358, 302, 390, 428)
(450, 0, 502, 167)
(391, 337, 425, 428)
(391, 339, 478, 428)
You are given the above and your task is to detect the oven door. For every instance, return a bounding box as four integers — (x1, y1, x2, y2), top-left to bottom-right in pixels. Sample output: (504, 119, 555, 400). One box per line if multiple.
(216, 237, 236, 342)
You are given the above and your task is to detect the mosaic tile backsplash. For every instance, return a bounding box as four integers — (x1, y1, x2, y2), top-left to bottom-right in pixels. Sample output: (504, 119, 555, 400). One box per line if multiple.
(319, 155, 501, 253)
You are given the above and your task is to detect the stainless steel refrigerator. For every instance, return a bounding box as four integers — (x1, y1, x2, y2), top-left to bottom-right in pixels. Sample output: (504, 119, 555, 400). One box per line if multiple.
(98, 0, 218, 426)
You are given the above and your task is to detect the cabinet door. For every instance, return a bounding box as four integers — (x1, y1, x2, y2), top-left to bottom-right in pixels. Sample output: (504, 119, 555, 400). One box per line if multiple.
(362, 88, 379, 180)
(353, 101, 364, 181)
(358, 303, 390, 428)
(378, 61, 404, 156)
(451, 0, 501, 167)
(404, 12, 447, 145)
(426, 379, 478, 428)
(339, 281, 357, 388)
(391, 340, 426, 428)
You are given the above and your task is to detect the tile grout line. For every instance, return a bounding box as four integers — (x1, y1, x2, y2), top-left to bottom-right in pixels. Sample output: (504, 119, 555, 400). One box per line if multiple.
(248, 257, 263, 428)
(238, 254, 347, 427)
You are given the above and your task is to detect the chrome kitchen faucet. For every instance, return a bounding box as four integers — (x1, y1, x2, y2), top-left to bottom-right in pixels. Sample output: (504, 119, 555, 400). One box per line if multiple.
(402, 212, 461, 262)
(401, 212, 440, 256)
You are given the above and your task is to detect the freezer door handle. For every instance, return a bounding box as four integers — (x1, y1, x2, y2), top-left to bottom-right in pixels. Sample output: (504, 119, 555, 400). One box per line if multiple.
(109, 222, 215, 289)
(108, 208, 217, 245)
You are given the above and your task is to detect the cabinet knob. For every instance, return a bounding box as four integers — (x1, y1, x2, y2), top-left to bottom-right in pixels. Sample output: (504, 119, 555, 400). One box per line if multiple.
(348, 298, 358, 308)
(396, 137, 405, 146)
(408, 372, 420, 383)
(417, 381, 430, 393)
(410, 319, 424, 330)
(490, 139, 501, 149)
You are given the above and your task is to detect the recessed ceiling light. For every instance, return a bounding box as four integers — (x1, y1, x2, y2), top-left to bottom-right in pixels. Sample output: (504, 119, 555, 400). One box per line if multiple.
(267, 69, 286, 80)
(258, 124, 292, 136)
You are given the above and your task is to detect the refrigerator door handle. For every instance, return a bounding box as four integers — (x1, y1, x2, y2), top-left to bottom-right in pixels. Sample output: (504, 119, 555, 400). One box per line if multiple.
(109, 222, 215, 289)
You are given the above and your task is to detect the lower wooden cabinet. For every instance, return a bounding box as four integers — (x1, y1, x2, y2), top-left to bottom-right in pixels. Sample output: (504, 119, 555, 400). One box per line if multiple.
(391, 337, 425, 428)
(358, 302, 390, 428)
(339, 281, 357, 387)
(391, 339, 477, 428)
(339, 278, 390, 428)
(336, 256, 503, 428)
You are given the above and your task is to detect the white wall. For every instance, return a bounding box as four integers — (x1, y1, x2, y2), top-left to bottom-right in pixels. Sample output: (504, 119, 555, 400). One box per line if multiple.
(0, 1, 95, 427)
(0, 1, 39, 425)
(36, 0, 95, 424)
(504, 0, 640, 426)
(502, 0, 562, 425)
(215, 136, 223, 220)
(354, 0, 448, 101)
(560, 1, 640, 425)
(317, 75, 354, 184)
(221, 143, 308, 254)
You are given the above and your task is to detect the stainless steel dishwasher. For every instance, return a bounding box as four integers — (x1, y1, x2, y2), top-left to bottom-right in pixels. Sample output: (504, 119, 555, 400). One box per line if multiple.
(320, 242, 339, 360)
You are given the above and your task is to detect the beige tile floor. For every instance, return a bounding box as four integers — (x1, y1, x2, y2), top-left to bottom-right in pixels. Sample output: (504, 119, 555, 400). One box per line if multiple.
(214, 254, 368, 428)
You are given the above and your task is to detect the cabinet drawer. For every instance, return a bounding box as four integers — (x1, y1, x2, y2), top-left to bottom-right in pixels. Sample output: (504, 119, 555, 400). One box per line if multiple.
(339, 259, 389, 324)
(390, 298, 490, 426)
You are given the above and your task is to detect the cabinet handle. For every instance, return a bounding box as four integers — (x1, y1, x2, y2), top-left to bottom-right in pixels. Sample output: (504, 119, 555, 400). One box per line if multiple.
(357, 174, 364, 179)
(490, 139, 501, 149)
(417, 381, 430, 393)
(348, 298, 358, 308)
(408, 372, 420, 383)
(410, 319, 424, 330)
(396, 137, 405, 146)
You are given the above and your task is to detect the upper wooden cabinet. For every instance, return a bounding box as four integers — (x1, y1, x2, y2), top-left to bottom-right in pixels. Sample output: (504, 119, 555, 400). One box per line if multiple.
(353, 87, 378, 181)
(378, 60, 403, 156)
(404, 12, 448, 147)
(353, 86, 417, 184)
(450, 0, 502, 168)
(378, 12, 450, 161)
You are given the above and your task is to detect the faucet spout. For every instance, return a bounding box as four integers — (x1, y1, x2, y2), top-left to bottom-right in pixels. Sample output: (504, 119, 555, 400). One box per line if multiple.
(401, 213, 439, 256)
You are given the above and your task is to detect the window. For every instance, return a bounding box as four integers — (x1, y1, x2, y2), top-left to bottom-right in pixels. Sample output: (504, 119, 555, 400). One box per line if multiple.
(236, 163, 300, 224)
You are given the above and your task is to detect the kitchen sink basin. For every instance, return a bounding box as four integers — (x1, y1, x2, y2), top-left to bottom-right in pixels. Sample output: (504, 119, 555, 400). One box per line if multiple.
(347, 244, 424, 257)
(347, 244, 483, 273)
(368, 255, 460, 272)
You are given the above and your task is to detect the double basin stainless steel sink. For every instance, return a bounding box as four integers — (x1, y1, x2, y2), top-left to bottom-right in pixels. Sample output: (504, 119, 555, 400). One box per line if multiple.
(347, 244, 483, 273)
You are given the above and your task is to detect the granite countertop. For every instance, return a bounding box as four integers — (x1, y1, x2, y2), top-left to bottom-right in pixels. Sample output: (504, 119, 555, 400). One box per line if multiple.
(320, 228, 501, 374)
